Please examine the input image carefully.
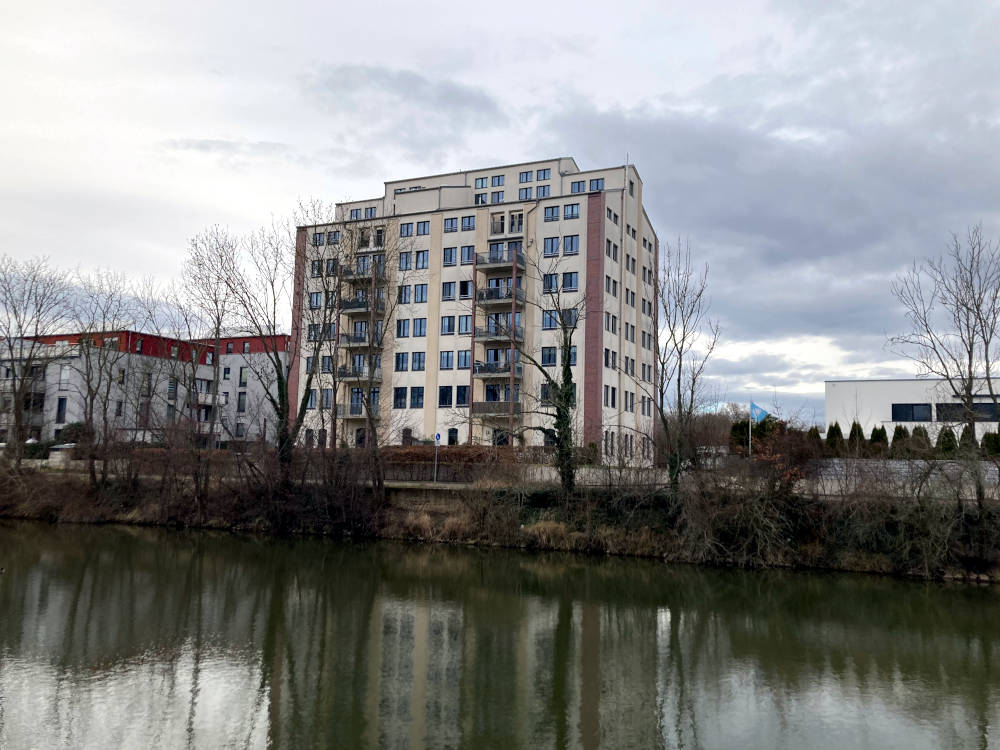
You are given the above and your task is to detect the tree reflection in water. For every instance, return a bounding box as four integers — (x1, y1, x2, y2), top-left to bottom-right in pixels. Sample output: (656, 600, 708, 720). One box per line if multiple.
(0, 521, 998, 749)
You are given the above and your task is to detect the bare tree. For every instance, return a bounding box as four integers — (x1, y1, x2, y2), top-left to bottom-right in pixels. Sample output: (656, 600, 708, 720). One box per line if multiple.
(891, 225, 1000, 447)
(0, 255, 73, 467)
(651, 239, 719, 487)
(69, 268, 138, 487)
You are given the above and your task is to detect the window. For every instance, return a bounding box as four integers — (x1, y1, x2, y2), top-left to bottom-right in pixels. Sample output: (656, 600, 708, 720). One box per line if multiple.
(400, 222, 414, 237)
(457, 350, 471, 369)
(243, 342, 250, 354)
(562, 309, 579, 327)
(441, 316, 455, 335)
(321, 388, 334, 409)
(519, 187, 532, 200)
(416, 250, 428, 269)
(475, 176, 488, 189)
(475, 193, 487, 205)
(350, 208, 361, 220)
(519, 171, 532, 183)
(395, 352, 409, 371)
(412, 352, 426, 371)
(413, 318, 427, 337)
(892, 403, 932, 422)
(398, 285, 411, 304)
(563, 235, 579, 255)
(416, 221, 430, 235)
(410, 387, 424, 408)
(490, 214, 505, 234)
(328, 230, 340, 244)
(456, 385, 469, 406)
(322, 356, 333, 373)
(444, 217, 458, 233)
(629, 179, 635, 196)
(236, 391, 247, 413)
(442, 282, 456, 300)
(310, 260, 322, 278)
(571, 180, 585, 193)
(399, 251, 412, 270)
(440, 351, 454, 370)
(459, 280, 473, 299)
(491, 175, 504, 187)
(305, 389, 316, 410)
(491, 191, 504, 204)
(239, 367, 248, 387)
(543, 237, 559, 256)
(461, 246, 475, 264)
(365, 206, 377, 219)
(562, 345, 577, 366)
(393, 388, 407, 409)
(589, 178, 604, 191)
(536, 168, 551, 180)
(223, 366, 231, 380)
(448, 427, 459, 445)
(312, 231, 325, 246)
(543, 273, 558, 292)
(443, 247, 456, 266)
(461, 215, 475, 231)
(375, 228, 384, 246)
(562, 272, 578, 291)
(396, 319, 409, 337)
(544, 207, 559, 222)
(542, 310, 558, 329)
(563, 204, 580, 219)
(309, 292, 321, 309)
(536, 185, 550, 198)
(438, 386, 453, 407)
(414, 284, 428, 302)
(541, 347, 556, 366)
(458, 314, 472, 334)
(325, 258, 337, 277)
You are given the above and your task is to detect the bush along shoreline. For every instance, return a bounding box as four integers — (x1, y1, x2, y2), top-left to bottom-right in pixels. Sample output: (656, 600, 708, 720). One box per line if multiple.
(3, 442, 1000, 584)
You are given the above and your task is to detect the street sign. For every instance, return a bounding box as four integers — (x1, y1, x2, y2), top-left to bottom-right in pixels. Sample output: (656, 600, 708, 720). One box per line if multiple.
(435, 433, 441, 442)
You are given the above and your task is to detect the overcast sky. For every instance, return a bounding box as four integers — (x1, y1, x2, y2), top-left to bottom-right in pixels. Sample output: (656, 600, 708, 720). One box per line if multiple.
(3, 0, 999, 423)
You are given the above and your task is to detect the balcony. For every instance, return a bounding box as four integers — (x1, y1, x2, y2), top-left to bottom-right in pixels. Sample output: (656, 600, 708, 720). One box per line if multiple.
(476, 288, 525, 308)
(187, 391, 218, 406)
(336, 403, 381, 419)
(475, 324, 524, 343)
(471, 400, 522, 417)
(473, 361, 523, 379)
(342, 266, 387, 284)
(341, 297, 386, 316)
(476, 250, 525, 271)
(340, 333, 381, 349)
(336, 365, 382, 382)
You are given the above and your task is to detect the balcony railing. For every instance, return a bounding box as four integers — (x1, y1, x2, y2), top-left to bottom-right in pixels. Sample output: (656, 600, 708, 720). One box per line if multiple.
(339, 333, 381, 348)
(476, 288, 525, 306)
(336, 365, 382, 381)
(476, 250, 525, 270)
(342, 266, 387, 283)
(473, 361, 523, 378)
(341, 297, 386, 315)
(474, 324, 523, 342)
(336, 403, 381, 418)
(471, 400, 522, 416)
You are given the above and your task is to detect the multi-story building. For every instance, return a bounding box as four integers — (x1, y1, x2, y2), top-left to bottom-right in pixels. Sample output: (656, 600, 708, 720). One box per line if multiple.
(292, 158, 659, 462)
(0, 331, 288, 445)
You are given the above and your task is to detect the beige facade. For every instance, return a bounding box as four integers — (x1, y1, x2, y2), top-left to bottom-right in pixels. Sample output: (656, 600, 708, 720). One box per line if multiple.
(293, 158, 658, 463)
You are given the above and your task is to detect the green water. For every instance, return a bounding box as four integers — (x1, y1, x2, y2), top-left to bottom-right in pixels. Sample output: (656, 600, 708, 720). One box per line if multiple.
(0, 521, 998, 749)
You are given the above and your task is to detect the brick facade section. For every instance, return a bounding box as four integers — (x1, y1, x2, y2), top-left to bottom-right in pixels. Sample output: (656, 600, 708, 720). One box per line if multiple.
(287, 227, 307, 427)
(583, 193, 605, 448)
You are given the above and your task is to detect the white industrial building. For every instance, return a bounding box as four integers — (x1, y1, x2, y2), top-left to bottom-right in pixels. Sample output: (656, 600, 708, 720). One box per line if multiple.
(825, 378, 1000, 439)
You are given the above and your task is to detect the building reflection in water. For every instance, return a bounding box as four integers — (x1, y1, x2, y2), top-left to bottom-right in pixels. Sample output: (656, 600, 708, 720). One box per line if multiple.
(1, 522, 998, 749)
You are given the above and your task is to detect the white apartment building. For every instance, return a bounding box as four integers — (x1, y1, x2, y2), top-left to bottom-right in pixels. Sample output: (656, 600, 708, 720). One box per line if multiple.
(826, 378, 1000, 440)
(292, 157, 658, 461)
(0, 331, 288, 445)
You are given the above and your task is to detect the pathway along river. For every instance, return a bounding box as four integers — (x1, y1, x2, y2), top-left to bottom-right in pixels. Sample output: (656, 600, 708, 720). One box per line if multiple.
(1, 520, 998, 749)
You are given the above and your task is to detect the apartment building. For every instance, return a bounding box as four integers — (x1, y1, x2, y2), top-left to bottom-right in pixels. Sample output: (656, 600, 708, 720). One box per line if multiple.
(292, 157, 658, 462)
(0, 331, 288, 445)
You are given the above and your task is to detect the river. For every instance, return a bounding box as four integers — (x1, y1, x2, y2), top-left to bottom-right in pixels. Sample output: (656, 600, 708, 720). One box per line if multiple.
(0, 521, 998, 749)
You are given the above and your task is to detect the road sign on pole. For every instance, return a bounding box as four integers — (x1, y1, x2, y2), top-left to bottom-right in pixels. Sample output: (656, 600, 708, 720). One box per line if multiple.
(434, 433, 441, 482)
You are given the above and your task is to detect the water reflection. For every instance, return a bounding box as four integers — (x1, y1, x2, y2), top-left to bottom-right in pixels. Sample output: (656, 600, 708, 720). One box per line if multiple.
(1, 521, 998, 749)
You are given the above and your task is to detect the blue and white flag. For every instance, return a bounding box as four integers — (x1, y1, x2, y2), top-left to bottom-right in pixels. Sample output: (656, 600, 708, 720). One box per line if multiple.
(750, 402, 769, 423)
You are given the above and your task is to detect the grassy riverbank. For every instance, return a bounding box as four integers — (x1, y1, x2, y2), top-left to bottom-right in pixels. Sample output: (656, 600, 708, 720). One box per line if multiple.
(4, 462, 1000, 583)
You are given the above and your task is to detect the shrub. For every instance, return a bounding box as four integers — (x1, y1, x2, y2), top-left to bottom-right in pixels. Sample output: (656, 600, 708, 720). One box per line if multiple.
(847, 421, 866, 455)
(890, 425, 910, 458)
(868, 425, 888, 456)
(935, 426, 957, 457)
(825, 422, 844, 455)
(911, 426, 932, 456)
(982, 431, 1000, 456)
(959, 424, 978, 452)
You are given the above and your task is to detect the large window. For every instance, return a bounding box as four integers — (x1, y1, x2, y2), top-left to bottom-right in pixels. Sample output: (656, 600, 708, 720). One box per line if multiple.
(416, 250, 428, 269)
(491, 175, 504, 186)
(394, 388, 407, 409)
(563, 204, 580, 219)
(395, 352, 408, 371)
(456, 385, 469, 406)
(441, 315, 455, 335)
(589, 178, 605, 191)
(438, 386, 453, 407)
(458, 314, 471, 334)
(536, 168, 551, 180)
(396, 319, 409, 337)
(475, 177, 488, 189)
(519, 171, 532, 183)
(542, 310, 558, 329)
(935, 402, 999, 422)
(461, 245, 475, 264)
(536, 185, 550, 198)
(563, 235, 579, 255)
(443, 247, 456, 266)
(491, 191, 504, 204)
(475, 193, 487, 205)
(416, 221, 430, 235)
(400, 222, 413, 237)
(541, 347, 556, 366)
(543, 237, 559, 256)
(440, 351, 454, 369)
(571, 180, 585, 193)
(519, 187, 532, 200)
(365, 206, 377, 218)
(399, 252, 411, 270)
(414, 284, 428, 302)
(544, 207, 559, 222)
(412, 352, 426, 371)
(891, 403, 932, 422)
(410, 387, 424, 408)
(457, 350, 471, 369)
(444, 218, 458, 233)
(442, 282, 456, 300)
(413, 318, 427, 337)
(398, 285, 411, 304)
(461, 216, 475, 231)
